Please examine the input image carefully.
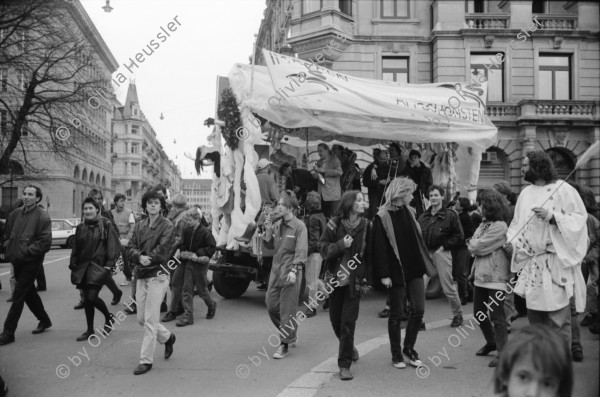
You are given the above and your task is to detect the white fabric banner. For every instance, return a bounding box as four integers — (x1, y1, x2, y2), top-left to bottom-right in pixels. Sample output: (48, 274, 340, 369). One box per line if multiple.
(227, 50, 497, 150)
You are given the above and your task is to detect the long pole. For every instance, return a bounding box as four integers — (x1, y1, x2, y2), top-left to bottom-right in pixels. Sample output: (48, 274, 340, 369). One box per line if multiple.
(250, 34, 258, 98)
(508, 167, 576, 244)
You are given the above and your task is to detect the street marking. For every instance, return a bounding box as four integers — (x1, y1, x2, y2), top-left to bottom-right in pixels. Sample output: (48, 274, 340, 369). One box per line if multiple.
(0, 255, 69, 277)
(276, 316, 471, 397)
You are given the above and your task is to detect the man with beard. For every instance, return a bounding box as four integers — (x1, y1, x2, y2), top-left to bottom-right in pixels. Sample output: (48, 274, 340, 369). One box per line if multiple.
(506, 151, 587, 346)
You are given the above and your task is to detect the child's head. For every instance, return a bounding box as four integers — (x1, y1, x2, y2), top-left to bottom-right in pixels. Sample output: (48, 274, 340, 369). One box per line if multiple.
(494, 325, 572, 397)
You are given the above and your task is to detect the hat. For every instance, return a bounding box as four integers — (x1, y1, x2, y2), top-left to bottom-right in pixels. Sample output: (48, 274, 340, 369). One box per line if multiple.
(257, 158, 271, 169)
(409, 149, 422, 159)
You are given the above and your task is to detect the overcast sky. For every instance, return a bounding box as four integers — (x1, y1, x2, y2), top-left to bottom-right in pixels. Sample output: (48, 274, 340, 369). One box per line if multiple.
(80, 0, 266, 179)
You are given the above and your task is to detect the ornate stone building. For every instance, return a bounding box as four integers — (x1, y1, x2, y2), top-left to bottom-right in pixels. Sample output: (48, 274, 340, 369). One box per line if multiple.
(0, 0, 118, 218)
(111, 82, 181, 212)
(254, 0, 599, 196)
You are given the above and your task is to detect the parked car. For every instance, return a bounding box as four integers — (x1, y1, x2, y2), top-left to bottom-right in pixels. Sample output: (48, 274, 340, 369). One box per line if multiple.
(51, 219, 76, 248)
(65, 218, 82, 227)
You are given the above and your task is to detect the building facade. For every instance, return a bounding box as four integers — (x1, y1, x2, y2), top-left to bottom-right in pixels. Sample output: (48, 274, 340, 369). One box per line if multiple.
(111, 83, 181, 212)
(0, 0, 119, 219)
(181, 179, 212, 215)
(254, 0, 599, 196)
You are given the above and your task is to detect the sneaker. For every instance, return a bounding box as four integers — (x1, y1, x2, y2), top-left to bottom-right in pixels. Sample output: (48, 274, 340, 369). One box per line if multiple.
(450, 315, 464, 328)
(120, 279, 132, 286)
(133, 363, 152, 375)
(339, 368, 353, 380)
(378, 308, 390, 318)
(572, 350, 583, 362)
(392, 357, 406, 369)
(176, 318, 193, 327)
(402, 347, 423, 367)
(74, 301, 84, 310)
(273, 344, 289, 359)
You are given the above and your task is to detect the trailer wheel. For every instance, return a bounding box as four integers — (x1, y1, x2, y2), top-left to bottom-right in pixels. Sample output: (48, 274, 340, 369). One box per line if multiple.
(213, 271, 250, 299)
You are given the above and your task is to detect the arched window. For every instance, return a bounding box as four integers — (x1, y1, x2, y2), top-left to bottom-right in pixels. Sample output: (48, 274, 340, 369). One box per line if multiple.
(546, 148, 574, 181)
(95, 174, 100, 185)
(478, 147, 509, 188)
(89, 171, 94, 184)
(82, 169, 87, 182)
(73, 165, 80, 179)
(101, 175, 106, 188)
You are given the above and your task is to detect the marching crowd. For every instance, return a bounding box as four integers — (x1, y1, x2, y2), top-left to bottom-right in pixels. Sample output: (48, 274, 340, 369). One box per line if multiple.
(0, 146, 597, 397)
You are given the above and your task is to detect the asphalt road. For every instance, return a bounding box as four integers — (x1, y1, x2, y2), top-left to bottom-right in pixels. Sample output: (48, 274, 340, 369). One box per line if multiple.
(0, 248, 598, 397)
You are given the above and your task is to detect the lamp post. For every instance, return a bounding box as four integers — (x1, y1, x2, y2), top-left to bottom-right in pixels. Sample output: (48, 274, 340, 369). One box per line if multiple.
(102, 0, 113, 12)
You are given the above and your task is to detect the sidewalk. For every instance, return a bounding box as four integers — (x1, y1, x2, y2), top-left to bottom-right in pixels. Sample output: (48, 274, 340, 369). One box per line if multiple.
(309, 316, 599, 397)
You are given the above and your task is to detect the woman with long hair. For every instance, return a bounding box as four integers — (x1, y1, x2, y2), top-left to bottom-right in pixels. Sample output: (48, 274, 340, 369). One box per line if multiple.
(371, 177, 432, 369)
(468, 189, 511, 367)
(69, 197, 121, 341)
(319, 190, 371, 380)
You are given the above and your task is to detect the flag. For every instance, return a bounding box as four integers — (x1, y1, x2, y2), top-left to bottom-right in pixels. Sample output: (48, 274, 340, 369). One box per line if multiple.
(575, 141, 599, 170)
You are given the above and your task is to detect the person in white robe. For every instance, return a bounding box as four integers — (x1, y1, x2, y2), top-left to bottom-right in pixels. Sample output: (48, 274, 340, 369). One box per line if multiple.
(506, 151, 587, 346)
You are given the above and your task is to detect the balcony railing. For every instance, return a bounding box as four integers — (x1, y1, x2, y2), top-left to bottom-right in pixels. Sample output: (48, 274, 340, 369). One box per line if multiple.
(486, 100, 598, 122)
(465, 14, 510, 29)
(534, 15, 577, 31)
(486, 103, 520, 118)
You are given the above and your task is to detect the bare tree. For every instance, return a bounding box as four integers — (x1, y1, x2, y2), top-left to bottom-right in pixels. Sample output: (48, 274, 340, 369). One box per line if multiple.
(0, 0, 110, 177)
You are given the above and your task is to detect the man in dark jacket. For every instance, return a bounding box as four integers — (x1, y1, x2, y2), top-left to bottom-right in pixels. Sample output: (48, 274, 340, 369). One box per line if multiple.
(280, 162, 318, 206)
(175, 208, 217, 326)
(363, 149, 389, 220)
(418, 185, 465, 328)
(127, 190, 176, 375)
(0, 186, 53, 345)
(401, 149, 433, 218)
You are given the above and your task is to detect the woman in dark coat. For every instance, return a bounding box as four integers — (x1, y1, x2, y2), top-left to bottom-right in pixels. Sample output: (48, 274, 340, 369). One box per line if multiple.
(371, 177, 433, 369)
(319, 190, 371, 381)
(70, 197, 121, 341)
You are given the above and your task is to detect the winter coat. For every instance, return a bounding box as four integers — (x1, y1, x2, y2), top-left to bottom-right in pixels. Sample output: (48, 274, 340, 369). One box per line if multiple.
(127, 215, 175, 279)
(418, 207, 465, 251)
(401, 161, 433, 196)
(319, 217, 371, 298)
(371, 206, 431, 286)
(2, 206, 51, 264)
(468, 220, 510, 284)
(178, 223, 216, 262)
(69, 216, 120, 286)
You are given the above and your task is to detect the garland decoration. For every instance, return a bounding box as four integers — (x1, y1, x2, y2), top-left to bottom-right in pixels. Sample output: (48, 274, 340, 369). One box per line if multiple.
(217, 88, 242, 151)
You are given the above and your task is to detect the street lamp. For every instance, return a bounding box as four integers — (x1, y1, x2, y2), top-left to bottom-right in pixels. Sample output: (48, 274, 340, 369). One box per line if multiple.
(102, 0, 113, 13)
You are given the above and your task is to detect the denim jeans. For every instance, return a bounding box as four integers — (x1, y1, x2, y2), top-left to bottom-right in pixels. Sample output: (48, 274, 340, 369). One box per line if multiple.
(4, 260, 51, 335)
(182, 261, 214, 322)
(473, 286, 508, 355)
(265, 266, 302, 344)
(388, 277, 425, 359)
(428, 249, 462, 316)
(136, 274, 171, 364)
(329, 285, 360, 369)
